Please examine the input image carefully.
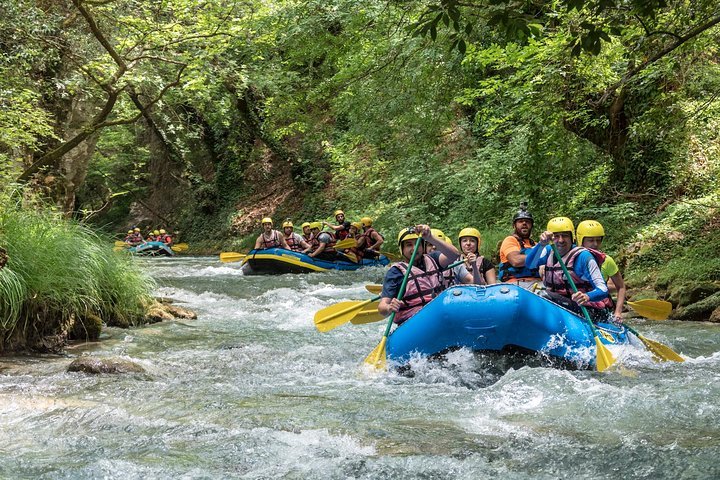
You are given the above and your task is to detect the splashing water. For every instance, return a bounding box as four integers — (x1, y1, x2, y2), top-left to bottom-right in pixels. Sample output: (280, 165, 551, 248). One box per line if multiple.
(1, 256, 719, 479)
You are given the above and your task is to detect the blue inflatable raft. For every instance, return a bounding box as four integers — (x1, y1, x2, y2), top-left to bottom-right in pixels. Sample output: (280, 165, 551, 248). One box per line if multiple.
(128, 241, 175, 257)
(386, 284, 635, 370)
(241, 247, 389, 275)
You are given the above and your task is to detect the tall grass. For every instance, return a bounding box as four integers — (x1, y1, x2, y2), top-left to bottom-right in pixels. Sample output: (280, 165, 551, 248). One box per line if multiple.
(0, 193, 155, 350)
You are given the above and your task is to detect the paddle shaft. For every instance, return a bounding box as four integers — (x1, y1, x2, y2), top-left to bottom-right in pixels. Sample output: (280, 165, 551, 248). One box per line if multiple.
(323, 296, 381, 324)
(550, 244, 604, 338)
(381, 237, 423, 337)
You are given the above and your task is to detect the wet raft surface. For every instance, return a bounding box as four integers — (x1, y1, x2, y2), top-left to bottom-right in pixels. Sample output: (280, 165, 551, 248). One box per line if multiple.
(1, 256, 718, 479)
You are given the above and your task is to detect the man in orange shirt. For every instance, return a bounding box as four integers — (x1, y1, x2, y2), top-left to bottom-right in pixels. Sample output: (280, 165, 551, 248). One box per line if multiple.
(497, 202, 542, 289)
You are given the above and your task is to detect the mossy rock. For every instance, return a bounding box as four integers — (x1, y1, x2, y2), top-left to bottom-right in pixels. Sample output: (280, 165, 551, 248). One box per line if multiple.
(144, 300, 197, 323)
(105, 312, 131, 328)
(164, 304, 197, 320)
(68, 356, 146, 374)
(668, 282, 720, 308)
(675, 292, 720, 321)
(710, 307, 720, 323)
(69, 313, 103, 341)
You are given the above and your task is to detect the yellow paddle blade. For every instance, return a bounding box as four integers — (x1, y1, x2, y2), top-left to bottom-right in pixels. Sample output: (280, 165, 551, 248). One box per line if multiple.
(594, 336, 616, 372)
(638, 334, 684, 362)
(364, 337, 388, 370)
(219, 252, 246, 263)
(627, 299, 672, 320)
(171, 245, 183, 252)
(113, 246, 127, 252)
(314, 299, 374, 332)
(334, 238, 357, 250)
(380, 251, 400, 261)
(114, 240, 128, 247)
(343, 251, 358, 263)
(349, 303, 384, 325)
(172, 243, 188, 251)
(365, 284, 382, 295)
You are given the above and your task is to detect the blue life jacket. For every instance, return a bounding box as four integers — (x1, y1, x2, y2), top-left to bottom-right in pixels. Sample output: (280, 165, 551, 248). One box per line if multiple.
(497, 234, 540, 281)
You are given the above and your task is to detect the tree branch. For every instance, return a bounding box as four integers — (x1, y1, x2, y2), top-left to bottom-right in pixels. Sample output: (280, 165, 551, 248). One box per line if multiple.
(71, 0, 127, 80)
(605, 14, 720, 97)
(17, 89, 121, 182)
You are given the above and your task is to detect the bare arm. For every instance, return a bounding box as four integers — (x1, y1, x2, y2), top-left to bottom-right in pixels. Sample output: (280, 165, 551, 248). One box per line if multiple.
(368, 231, 384, 250)
(415, 224, 459, 268)
(323, 221, 343, 232)
(308, 242, 326, 258)
(610, 272, 627, 321)
(484, 268, 497, 284)
(506, 250, 526, 268)
(278, 233, 289, 250)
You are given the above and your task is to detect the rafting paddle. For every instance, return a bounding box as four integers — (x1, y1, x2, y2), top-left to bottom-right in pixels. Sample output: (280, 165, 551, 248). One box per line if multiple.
(334, 238, 358, 250)
(379, 251, 400, 261)
(315, 260, 466, 333)
(171, 243, 188, 252)
(627, 299, 672, 320)
(220, 252, 246, 263)
(550, 243, 616, 372)
(623, 323, 684, 362)
(314, 297, 381, 332)
(364, 235, 423, 370)
(114, 240, 128, 247)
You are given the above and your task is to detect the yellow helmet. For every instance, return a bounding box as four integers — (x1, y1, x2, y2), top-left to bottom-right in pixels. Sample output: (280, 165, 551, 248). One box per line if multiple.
(360, 217, 372, 227)
(153, 230, 160, 236)
(334, 209, 345, 217)
(397, 227, 420, 246)
(127, 230, 133, 234)
(576, 220, 605, 246)
(309, 221, 322, 230)
(301, 222, 311, 229)
(458, 227, 482, 246)
(159, 229, 166, 234)
(282, 220, 294, 228)
(547, 217, 575, 241)
(431, 228, 452, 246)
(351, 221, 362, 230)
(261, 217, 273, 225)
(133, 227, 140, 232)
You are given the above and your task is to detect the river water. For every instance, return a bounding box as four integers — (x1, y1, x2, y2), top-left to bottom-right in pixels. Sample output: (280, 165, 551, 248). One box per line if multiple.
(1, 256, 719, 479)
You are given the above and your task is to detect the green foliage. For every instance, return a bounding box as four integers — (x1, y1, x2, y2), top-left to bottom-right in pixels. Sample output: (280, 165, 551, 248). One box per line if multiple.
(1, 0, 719, 297)
(622, 193, 720, 289)
(0, 191, 154, 347)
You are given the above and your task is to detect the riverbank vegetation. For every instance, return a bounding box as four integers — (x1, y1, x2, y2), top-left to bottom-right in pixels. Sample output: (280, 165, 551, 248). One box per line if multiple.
(1, 1, 719, 324)
(0, 193, 155, 352)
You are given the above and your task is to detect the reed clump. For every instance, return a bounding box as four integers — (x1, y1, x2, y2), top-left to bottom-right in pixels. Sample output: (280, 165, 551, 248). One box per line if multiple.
(0, 195, 155, 353)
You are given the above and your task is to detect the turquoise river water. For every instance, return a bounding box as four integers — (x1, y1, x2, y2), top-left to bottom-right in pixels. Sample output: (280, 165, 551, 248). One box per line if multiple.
(1, 256, 719, 479)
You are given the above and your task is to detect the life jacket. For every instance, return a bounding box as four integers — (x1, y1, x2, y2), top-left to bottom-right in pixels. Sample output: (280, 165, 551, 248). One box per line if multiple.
(358, 227, 383, 250)
(543, 246, 613, 310)
(312, 231, 336, 253)
(285, 232, 302, 252)
(336, 227, 349, 240)
(302, 233, 313, 243)
(440, 255, 462, 288)
(467, 255, 488, 285)
(161, 235, 172, 244)
(260, 230, 281, 249)
(344, 236, 364, 260)
(497, 234, 539, 281)
(391, 255, 444, 324)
